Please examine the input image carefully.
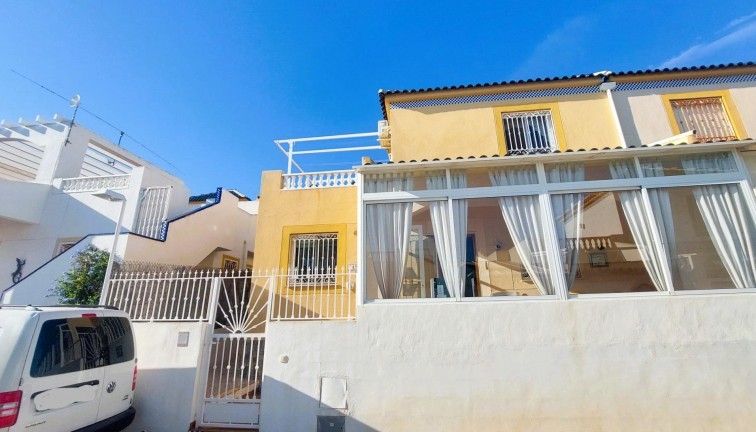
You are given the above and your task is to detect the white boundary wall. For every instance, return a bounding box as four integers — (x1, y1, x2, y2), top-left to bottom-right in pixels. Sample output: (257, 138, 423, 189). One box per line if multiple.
(261, 294, 756, 431)
(125, 322, 207, 432)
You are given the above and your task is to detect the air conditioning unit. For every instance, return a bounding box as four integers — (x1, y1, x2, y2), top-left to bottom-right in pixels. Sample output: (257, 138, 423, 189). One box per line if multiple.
(378, 120, 390, 139)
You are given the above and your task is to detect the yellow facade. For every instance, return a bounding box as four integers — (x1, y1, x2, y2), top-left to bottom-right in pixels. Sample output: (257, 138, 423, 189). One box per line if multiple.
(387, 93, 620, 162)
(255, 67, 756, 304)
(253, 171, 358, 271)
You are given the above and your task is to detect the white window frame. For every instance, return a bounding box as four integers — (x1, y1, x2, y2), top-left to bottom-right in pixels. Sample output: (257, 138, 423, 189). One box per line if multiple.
(501, 110, 559, 155)
(288, 232, 338, 285)
(358, 147, 756, 304)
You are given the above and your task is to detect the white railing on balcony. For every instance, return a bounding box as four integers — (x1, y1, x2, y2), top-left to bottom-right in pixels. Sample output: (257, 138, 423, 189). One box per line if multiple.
(271, 267, 356, 320)
(60, 174, 131, 192)
(282, 170, 357, 190)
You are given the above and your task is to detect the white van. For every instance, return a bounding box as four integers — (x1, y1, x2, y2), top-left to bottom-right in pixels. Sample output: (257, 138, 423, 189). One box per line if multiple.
(0, 305, 136, 432)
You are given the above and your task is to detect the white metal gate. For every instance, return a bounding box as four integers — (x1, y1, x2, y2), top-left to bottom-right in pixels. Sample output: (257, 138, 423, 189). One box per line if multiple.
(196, 274, 271, 429)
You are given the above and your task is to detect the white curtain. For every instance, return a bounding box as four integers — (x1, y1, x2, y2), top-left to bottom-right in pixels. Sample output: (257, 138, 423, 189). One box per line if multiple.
(489, 167, 556, 295)
(427, 171, 468, 298)
(610, 160, 673, 292)
(682, 154, 756, 289)
(547, 163, 584, 291)
(365, 174, 413, 299)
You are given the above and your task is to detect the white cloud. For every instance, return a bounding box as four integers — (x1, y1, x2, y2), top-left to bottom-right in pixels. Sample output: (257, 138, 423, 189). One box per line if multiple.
(724, 11, 756, 31)
(659, 13, 756, 68)
(510, 16, 594, 79)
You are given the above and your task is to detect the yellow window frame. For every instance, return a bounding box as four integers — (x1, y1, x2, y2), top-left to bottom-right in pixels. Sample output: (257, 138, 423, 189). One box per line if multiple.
(221, 254, 240, 270)
(493, 102, 568, 155)
(661, 90, 747, 140)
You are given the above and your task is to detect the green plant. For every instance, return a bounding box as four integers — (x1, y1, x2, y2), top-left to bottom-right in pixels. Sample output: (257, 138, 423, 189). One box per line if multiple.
(53, 246, 115, 305)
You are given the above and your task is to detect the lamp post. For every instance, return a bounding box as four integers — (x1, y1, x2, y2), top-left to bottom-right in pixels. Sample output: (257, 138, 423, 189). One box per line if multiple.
(93, 189, 126, 305)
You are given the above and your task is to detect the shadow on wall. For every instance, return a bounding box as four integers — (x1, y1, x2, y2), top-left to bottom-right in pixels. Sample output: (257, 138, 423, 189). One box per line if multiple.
(125, 366, 200, 432)
(1, 191, 131, 295)
(262, 377, 379, 432)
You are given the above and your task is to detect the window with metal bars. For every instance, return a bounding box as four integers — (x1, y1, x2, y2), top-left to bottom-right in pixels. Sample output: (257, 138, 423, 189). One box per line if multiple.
(289, 233, 338, 284)
(501, 110, 558, 155)
(670, 97, 737, 143)
(222, 257, 240, 270)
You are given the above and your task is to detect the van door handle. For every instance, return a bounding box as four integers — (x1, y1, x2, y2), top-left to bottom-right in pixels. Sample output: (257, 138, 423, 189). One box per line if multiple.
(31, 380, 100, 399)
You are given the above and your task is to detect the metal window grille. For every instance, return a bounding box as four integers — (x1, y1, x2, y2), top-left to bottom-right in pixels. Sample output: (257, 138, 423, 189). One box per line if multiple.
(671, 97, 737, 142)
(223, 258, 239, 270)
(289, 233, 338, 284)
(501, 110, 557, 155)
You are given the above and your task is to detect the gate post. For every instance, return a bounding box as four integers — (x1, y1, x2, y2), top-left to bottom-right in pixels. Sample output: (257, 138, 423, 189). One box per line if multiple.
(192, 274, 222, 427)
(266, 271, 276, 324)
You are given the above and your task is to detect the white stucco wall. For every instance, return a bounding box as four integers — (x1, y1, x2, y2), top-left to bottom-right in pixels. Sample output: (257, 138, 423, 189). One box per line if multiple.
(0, 181, 134, 293)
(0, 179, 50, 223)
(123, 191, 256, 267)
(0, 234, 123, 305)
(624, 94, 673, 145)
(261, 294, 756, 431)
(731, 87, 756, 139)
(613, 81, 756, 146)
(126, 322, 208, 432)
(0, 117, 191, 294)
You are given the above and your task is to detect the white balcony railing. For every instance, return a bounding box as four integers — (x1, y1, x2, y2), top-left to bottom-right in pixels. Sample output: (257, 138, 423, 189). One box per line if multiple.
(60, 174, 131, 193)
(282, 170, 356, 190)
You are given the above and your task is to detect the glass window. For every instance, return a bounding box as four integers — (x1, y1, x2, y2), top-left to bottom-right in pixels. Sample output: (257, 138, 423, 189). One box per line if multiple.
(546, 159, 638, 183)
(501, 110, 558, 154)
(465, 197, 552, 297)
(670, 97, 736, 142)
(222, 256, 240, 270)
(552, 190, 659, 294)
(639, 152, 737, 177)
(364, 173, 414, 192)
(31, 317, 134, 378)
(659, 185, 756, 290)
(289, 233, 338, 284)
(455, 168, 493, 188)
(365, 201, 442, 300)
(489, 165, 539, 186)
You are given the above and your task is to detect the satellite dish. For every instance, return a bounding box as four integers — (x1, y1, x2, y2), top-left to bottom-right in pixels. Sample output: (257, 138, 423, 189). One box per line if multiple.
(69, 94, 81, 108)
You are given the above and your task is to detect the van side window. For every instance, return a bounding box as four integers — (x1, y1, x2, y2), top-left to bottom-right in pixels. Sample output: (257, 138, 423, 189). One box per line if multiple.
(30, 317, 134, 378)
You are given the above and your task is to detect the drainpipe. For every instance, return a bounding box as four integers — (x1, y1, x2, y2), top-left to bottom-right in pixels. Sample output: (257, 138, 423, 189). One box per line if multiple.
(596, 72, 627, 148)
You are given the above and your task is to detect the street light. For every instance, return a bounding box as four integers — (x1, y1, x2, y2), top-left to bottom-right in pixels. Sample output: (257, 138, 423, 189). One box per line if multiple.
(93, 189, 126, 305)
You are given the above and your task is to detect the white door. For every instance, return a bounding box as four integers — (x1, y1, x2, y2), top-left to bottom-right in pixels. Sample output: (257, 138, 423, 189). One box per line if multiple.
(94, 316, 136, 423)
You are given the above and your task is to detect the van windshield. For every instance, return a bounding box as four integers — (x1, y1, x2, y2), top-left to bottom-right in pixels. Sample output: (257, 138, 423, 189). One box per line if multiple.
(30, 317, 134, 378)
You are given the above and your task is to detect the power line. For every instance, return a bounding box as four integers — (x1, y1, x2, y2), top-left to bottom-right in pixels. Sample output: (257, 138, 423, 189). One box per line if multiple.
(10, 69, 185, 174)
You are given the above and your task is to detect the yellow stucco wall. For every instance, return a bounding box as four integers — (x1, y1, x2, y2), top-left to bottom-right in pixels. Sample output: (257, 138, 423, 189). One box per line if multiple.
(253, 170, 358, 271)
(387, 94, 620, 161)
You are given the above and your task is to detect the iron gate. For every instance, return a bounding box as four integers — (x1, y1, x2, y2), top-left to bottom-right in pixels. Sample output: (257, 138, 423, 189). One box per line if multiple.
(196, 274, 271, 429)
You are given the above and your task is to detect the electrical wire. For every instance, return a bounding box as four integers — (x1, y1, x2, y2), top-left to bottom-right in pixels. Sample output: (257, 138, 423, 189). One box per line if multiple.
(10, 69, 185, 174)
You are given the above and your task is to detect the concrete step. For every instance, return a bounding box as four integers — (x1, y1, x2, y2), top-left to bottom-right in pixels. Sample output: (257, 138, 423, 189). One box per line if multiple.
(188, 421, 258, 432)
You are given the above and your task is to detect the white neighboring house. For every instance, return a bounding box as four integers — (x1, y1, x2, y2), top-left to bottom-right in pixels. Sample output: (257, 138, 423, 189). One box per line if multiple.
(0, 114, 257, 305)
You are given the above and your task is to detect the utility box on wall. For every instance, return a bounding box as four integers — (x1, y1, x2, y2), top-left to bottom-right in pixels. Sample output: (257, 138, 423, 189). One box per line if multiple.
(317, 415, 345, 432)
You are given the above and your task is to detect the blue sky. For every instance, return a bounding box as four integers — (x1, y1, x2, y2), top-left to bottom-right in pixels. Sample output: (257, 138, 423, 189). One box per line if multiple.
(1, 1, 754, 197)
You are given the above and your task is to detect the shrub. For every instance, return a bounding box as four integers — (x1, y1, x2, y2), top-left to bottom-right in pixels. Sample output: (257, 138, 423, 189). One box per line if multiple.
(53, 246, 116, 305)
